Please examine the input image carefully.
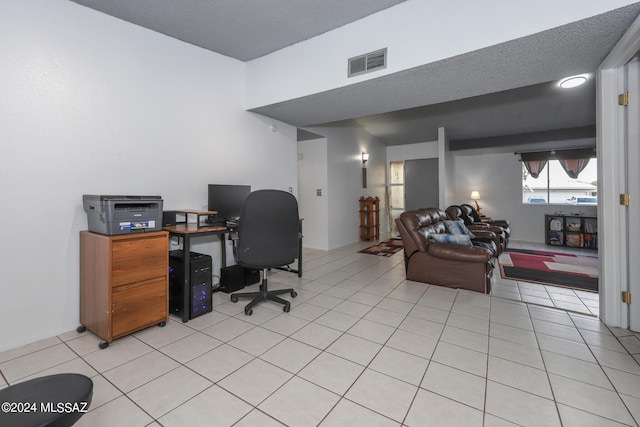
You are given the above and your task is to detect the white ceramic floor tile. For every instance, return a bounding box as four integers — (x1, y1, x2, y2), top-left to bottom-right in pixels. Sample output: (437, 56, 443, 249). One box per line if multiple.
(77, 336, 155, 373)
(487, 355, 552, 398)
(158, 331, 222, 364)
(404, 388, 483, 427)
(485, 381, 561, 427)
(259, 337, 321, 374)
(159, 385, 251, 427)
(185, 344, 253, 382)
(326, 333, 382, 366)
(363, 307, 407, 327)
(319, 398, 400, 427)
(74, 395, 153, 427)
(127, 366, 212, 418)
(218, 358, 292, 405)
(314, 310, 360, 332)
(590, 346, 640, 375)
(234, 409, 286, 427)
(421, 362, 485, 410)
(398, 315, 445, 339)
(549, 373, 636, 425)
(557, 403, 632, 427)
(542, 350, 613, 389)
(0, 343, 78, 382)
(290, 322, 342, 350)
(369, 347, 429, 386)
(103, 350, 180, 393)
(431, 341, 488, 377)
(133, 320, 194, 348)
(489, 322, 539, 348)
(201, 316, 255, 342)
(440, 325, 489, 353)
(446, 312, 490, 335)
(259, 377, 340, 427)
(345, 369, 417, 422)
(537, 334, 597, 363)
(385, 329, 438, 360)
(298, 352, 365, 395)
(489, 337, 544, 369)
(347, 319, 395, 344)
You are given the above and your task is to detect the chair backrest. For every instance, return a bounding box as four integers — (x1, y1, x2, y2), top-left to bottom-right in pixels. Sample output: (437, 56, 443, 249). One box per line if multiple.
(237, 189, 300, 269)
(460, 204, 482, 223)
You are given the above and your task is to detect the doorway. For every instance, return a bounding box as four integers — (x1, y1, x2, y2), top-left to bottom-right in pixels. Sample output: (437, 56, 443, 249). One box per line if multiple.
(405, 158, 439, 210)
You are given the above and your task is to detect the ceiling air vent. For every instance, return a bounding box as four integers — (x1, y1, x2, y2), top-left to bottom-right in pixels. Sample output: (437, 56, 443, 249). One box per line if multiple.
(348, 48, 387, 78)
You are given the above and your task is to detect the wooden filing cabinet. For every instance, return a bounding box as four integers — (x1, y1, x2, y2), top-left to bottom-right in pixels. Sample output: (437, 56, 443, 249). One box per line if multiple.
(79, 230, 169, 348)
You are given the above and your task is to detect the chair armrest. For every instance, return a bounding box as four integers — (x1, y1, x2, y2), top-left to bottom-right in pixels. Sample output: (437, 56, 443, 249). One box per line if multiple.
(470, 229, 497, 240)
(427, 243, 492, 263)
(486, 219, 509, 228)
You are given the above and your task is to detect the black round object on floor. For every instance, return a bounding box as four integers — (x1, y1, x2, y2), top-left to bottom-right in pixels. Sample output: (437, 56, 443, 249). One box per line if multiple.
(0, 373, 93, 427)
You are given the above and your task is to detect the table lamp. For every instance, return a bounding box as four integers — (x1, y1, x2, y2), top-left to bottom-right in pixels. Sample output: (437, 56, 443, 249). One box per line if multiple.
(470, 191, 483, 216)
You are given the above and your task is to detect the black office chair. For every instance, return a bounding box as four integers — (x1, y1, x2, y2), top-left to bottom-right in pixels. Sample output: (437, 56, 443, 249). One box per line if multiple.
(230, 189, 298, 315)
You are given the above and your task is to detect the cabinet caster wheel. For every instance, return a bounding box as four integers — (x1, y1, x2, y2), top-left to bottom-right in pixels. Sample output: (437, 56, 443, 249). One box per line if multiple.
(290, 291, 297, 298)
(245, 308, 253, 316)
(231, 295, 239, 303)
(76, 325, 86, 333)
(158, 321, 166, 327)
(283, 304, 291, 313)
(98, 341, 109, 350)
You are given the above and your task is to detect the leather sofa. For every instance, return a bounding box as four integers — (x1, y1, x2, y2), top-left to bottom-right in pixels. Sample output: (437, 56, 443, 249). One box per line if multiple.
(395, 208, 494, 293)
(446, 204, 511, 251)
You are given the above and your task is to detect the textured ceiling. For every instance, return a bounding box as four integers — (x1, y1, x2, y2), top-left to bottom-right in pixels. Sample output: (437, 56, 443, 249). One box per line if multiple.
(69, 0, 640, 147)
(251, 4, 640, 146)
(70, 0, 406, 61)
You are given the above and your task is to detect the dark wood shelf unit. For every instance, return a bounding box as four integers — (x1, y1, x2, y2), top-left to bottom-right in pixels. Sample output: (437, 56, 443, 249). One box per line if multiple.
(545, 214, 597, 250)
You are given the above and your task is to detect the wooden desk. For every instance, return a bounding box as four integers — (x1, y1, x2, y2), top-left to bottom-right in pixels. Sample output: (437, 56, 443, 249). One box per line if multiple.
(163, 223, 228, 323)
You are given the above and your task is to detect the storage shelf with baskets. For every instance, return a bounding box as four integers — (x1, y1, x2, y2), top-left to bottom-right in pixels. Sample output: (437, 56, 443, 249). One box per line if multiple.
(545, 214, 597, 250)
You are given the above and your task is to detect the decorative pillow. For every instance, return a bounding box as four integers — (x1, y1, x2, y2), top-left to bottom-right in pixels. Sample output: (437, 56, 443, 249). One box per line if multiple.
(429, 233, 472, 246)
(443, 220, 476, 239)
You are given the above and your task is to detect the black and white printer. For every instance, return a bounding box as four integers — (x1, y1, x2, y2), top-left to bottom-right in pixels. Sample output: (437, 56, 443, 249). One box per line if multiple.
(82, 195, 163, 235)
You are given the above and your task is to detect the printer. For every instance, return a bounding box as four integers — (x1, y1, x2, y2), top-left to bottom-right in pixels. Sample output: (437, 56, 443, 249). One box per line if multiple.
(83, 195, 163, 235)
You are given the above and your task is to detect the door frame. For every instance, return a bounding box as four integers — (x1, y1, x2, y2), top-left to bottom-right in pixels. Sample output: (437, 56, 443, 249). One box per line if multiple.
(597, 14, 640, 328)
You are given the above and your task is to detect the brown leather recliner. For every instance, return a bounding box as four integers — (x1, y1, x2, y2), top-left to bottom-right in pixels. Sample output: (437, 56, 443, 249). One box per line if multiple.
(446, 205, 506, 253)
(395, 208, 494, 294)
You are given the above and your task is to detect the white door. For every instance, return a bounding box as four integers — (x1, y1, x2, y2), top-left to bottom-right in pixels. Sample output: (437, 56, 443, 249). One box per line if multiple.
(627, 57, 640, 332)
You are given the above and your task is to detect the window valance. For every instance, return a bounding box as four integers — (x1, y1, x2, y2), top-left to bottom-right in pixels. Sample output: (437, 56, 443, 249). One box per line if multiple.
(519, 148, 595, 179)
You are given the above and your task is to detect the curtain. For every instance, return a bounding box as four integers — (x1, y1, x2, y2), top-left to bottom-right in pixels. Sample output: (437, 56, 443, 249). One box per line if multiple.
(555, 148, 594, 179)
(520, 151, 550, 179)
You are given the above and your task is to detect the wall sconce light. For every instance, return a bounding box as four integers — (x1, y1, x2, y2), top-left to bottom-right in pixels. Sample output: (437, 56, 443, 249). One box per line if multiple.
(362, 152, 369, 188)
(470, 191, 482, 216)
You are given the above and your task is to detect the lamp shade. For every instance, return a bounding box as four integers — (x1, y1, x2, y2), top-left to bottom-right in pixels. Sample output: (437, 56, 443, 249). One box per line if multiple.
(470, 191, 480, 200)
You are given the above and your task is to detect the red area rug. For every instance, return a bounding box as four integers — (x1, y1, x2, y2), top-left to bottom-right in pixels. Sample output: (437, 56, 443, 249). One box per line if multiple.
(499, 248, 598, 292)
(359, 239, 403, 257)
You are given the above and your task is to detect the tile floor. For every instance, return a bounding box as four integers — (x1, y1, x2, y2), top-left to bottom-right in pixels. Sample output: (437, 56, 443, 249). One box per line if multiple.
(1, 239, 639, 426)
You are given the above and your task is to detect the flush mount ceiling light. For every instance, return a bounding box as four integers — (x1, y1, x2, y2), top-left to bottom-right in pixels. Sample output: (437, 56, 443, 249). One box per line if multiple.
(559, 74, 588, 89)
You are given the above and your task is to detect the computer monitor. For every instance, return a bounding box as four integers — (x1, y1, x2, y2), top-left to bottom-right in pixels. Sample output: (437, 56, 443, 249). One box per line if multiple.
(207, 184, 251, 224)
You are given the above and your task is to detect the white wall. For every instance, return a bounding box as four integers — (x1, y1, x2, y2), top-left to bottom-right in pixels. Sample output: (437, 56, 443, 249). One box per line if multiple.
(301, 126, 387, 249)
(297, 138, 329, 250)
(245, 0, 639, 109)
(387, 140, 439, 162)
(451, 151, 597, 242)
(0, 0, 298, 352)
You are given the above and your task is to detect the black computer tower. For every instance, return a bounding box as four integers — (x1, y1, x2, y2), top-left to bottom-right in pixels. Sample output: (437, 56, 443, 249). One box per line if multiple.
(169, 250, 213, 319)
(220, 265, 245, 293)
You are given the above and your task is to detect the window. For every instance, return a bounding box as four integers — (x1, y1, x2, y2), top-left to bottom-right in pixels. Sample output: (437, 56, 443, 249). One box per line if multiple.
(523, 158, 597, 205)
(388, 161, 404, 233)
